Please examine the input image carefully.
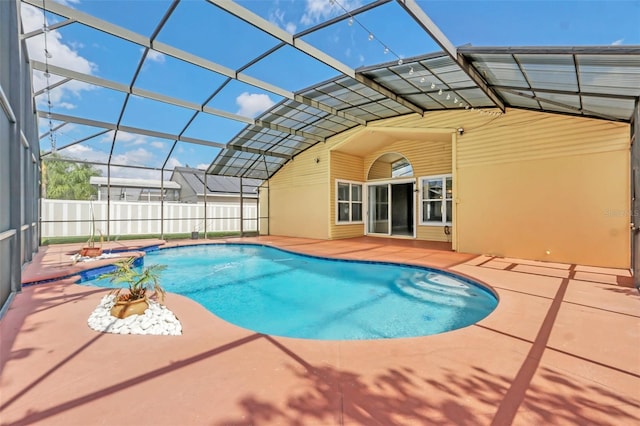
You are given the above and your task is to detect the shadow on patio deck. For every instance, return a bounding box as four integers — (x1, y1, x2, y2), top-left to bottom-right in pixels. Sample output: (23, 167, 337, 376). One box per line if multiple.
(1, 236, 638, 425)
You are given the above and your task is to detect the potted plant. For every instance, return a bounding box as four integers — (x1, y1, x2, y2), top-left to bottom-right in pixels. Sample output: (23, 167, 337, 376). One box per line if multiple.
(100, 257, 167, 319)
(79, 231, 103, 257)
(79, 198, 103, 257)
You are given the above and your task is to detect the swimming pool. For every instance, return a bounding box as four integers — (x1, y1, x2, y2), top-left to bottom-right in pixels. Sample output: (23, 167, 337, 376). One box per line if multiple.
(84, 244, 498, 340)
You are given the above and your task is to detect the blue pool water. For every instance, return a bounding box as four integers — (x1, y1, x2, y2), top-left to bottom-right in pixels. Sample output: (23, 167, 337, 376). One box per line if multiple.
(84, 244, 498, 340)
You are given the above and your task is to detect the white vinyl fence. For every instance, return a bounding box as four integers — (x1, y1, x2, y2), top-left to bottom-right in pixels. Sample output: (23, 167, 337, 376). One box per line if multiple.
(41, 199, 258, 239)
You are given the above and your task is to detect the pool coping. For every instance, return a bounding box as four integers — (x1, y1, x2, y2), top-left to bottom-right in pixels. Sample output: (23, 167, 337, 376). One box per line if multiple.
(27, 239, 501, 305)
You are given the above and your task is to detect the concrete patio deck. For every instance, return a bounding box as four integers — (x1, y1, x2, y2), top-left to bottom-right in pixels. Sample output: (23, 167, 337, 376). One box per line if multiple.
(1, 236, 638, 425)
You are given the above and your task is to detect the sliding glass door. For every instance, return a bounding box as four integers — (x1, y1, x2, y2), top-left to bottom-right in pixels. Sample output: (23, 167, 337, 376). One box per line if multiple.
(368, 184, 389, 234)
(366, 179, 415, 237)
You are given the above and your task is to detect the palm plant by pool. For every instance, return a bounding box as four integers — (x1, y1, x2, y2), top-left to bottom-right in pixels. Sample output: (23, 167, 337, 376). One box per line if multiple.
(99, 257, 167, 318)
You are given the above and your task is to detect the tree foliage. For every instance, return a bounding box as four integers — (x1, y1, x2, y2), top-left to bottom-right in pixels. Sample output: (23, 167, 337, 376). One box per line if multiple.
(43, 154, 102, 200)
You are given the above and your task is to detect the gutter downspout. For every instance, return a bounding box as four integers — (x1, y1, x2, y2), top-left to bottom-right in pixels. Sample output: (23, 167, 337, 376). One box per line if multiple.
(160, 168, 164, 240)
(106, 165, 111, 241)
(240, 176, 244, 237)
(452, 131, 459, 252)
(203, 172, 207, 239)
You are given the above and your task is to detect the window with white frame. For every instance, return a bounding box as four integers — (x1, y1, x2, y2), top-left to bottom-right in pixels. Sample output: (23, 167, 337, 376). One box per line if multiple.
(420, 175, 452, 225)
(336, 180, 363, 223)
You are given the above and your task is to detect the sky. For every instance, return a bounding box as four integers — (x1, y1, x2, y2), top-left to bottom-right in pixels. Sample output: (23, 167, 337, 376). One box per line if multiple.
(21, 0, 640, 179)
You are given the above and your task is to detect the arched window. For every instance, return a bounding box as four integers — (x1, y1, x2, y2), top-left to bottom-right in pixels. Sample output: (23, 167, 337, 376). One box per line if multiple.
(367, 153, 413, 180)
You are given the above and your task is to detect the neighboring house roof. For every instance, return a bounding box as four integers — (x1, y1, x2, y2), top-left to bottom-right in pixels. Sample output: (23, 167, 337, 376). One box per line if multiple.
(170, 167, 260, 198)
(90, 177, 181, 190)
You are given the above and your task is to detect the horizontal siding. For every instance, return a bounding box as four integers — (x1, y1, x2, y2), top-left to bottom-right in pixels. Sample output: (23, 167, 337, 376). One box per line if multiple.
(269, 183, 328, 239)
(329, 151, 365, 239)
(457, 149, 630, 267)
(331, 133, 453, 241)
(266, 108, 631, 266)
(325, 125, 368, 150)
(363, 108, 628, 167)
(259, 187, 269, 235)
(417, 226, 451, 242)
(269, 144, 328, 187)
(367, 160, 391, 180)
(366, 109, 628, 166)
(330, 151, 365, 182)
(266, 143, 329, 239)
(455, 109, 628, 168)
(332, 223, 365, 239)
(364, 139, 452, 178)
(364, 138, 452, 243)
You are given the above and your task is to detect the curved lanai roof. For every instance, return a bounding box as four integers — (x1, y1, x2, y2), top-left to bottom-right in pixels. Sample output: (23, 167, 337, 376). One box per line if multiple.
(211, 45, 640, 179)
(20, 0, 640, 181)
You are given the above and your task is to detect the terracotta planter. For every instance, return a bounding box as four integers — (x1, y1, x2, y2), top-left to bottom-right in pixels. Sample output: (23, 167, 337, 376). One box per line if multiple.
(110, 297, 149, 319)
(79, 247, 103, 257)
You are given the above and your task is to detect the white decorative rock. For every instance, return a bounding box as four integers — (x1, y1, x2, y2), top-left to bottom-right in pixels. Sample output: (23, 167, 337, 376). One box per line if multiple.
(123, 315, 137, 326)
(87, 295, 182, 335)
(71, 252, 118, 263)
(141, 319, 154, 330)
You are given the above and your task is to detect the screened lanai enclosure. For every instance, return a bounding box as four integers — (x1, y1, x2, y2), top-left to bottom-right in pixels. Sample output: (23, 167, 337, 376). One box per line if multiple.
(1, 0, 640, 311)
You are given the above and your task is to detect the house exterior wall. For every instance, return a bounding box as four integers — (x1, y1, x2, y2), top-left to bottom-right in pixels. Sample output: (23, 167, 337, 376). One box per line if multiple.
(259, 185, 269, 235)
(264, 108, 631, 268)
(455, 109, 629, 268)
(329, 151, 365, 239)
(457, 151, 628, 267)
(171, 172, 197, 203)
(267, 142, 330, 239)
(366, 159, 391, 180)
(362, 139, 453, 242)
